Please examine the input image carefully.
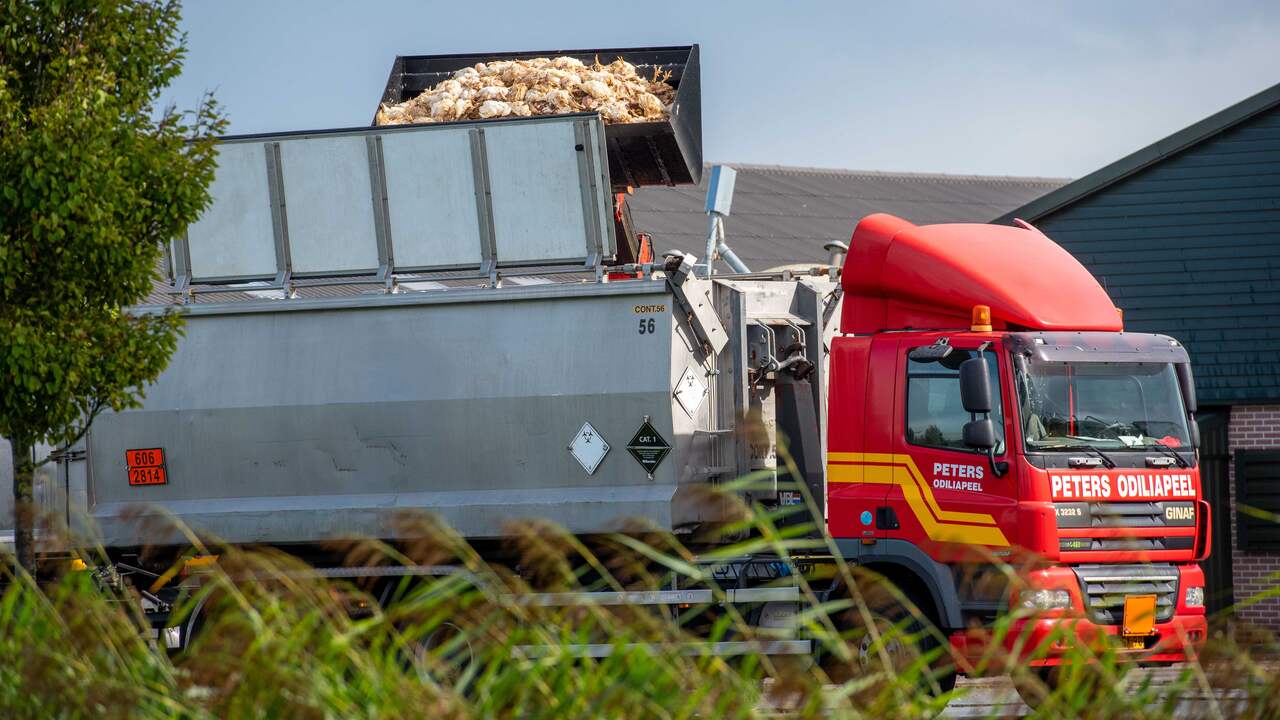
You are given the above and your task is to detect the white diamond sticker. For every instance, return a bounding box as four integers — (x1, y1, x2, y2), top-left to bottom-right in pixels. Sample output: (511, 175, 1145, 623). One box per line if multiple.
(674, 366, 707, 417)
(568, 421, 609, 475)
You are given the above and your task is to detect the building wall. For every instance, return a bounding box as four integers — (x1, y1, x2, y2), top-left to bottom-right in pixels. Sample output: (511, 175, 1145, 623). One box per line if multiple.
(1029, 104, 1280, 405)
(1228, 404, 1280, 629)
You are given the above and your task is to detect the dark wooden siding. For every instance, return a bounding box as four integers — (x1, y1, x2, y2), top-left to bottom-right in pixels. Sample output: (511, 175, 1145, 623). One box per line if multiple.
(1034, 107, 1280, 403)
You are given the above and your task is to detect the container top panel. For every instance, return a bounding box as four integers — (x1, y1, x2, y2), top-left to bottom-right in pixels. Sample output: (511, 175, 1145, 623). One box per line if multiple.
(377, 45, 702, 190)
(173, 114, 616, 287)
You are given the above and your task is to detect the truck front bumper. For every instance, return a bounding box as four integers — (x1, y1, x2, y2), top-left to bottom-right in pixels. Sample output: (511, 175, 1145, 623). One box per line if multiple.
(1005, 613, 1207, 666)
(949, 561, 1208, 668)
(949, 613, 1207, 668)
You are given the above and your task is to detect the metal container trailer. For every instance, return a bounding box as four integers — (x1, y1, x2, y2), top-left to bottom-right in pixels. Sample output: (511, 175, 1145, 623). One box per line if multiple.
(76, 270, 835, 549)
(0, 58, 798, 557)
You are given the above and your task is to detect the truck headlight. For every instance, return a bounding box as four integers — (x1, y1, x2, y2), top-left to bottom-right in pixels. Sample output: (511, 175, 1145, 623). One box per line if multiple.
(1018, 589, 1072, 611)
(1185, 586, 1205, 608)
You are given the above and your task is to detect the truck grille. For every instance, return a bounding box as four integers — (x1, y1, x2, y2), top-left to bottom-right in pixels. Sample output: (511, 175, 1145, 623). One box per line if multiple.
(1072, 564, 1178, 626)
(1060, 536, 1195, 552)
(1054, 501, 1195, 529)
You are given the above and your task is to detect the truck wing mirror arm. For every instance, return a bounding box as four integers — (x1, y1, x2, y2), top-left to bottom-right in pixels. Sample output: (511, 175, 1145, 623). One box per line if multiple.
(960, 417, 1006, 477)
(989, 448, 1009, 477)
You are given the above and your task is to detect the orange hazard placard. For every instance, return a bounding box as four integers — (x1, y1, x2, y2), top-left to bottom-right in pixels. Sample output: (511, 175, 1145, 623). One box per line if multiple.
(1122, 594, 1157, 637)
(125, 448, 167, 486)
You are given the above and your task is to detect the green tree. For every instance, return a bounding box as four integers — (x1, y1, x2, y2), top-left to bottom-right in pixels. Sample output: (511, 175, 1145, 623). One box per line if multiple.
(0, 0, 223, 573)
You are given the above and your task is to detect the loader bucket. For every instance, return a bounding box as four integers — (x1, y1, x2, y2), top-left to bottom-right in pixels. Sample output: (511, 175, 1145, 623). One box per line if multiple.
(377, 45, 702, 190)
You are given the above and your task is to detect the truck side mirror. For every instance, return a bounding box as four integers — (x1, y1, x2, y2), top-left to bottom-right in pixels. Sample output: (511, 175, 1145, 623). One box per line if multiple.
(963, 417, 996, 450)
(959, 357, 992, 414)
(1188, 419, 1201, 449)
(1176, 363, 1197, 414)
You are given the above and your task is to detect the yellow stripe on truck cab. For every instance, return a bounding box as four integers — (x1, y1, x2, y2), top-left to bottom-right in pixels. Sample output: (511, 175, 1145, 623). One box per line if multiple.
(828, 452, 1010, 547)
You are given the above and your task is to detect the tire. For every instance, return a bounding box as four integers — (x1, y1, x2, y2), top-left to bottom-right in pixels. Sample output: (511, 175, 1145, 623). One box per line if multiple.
(1013, 662, 1131, 709)
(819, 578, 958, 698)
(1011, 665, 1056, 708)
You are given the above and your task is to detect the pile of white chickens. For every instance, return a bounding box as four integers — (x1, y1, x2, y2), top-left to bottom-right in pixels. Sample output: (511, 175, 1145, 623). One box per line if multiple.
(374, 56, 676, 126)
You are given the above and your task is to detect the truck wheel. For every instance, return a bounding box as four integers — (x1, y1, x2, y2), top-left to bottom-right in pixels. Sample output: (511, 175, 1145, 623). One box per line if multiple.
(820, 583, 957, 697)
(411, 621, 475, 684)
(1013, 662, 1130, 709)
(1011, 666, 1056, 708)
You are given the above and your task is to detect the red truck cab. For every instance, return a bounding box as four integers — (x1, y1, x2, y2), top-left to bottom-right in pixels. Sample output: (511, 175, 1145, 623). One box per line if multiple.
(826, 214, 1208, 667)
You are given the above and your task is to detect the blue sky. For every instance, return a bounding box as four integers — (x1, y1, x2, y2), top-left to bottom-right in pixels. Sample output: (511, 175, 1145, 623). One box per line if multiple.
(166, 1, 1279, 178)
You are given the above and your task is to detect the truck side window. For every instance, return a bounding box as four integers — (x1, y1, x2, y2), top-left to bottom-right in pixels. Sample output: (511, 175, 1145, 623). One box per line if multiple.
(905, 350, 1004, 452)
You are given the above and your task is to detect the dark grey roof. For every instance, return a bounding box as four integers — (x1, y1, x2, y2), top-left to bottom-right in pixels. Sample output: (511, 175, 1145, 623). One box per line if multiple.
(628, 164, 1067, 270)
(996, 81, 1280, 225)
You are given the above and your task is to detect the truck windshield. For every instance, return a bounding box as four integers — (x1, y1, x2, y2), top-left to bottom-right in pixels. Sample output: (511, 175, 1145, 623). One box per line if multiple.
(1015, 360, 1190, 451)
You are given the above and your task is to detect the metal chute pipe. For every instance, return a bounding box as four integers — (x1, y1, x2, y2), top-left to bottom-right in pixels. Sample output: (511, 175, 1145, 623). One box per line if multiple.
(716, 241, 751, 274)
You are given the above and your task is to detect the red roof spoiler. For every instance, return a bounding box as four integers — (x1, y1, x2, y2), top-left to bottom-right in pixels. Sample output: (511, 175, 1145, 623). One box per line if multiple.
(839, 214, 1123, 335)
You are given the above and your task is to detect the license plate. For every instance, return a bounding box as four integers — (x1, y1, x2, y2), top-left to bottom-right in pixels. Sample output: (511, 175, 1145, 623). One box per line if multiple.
(1122, 594, 1157, 638)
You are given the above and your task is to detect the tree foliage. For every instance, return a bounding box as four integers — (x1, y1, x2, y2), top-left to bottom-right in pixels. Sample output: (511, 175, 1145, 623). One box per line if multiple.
(0, 0, 223, 568)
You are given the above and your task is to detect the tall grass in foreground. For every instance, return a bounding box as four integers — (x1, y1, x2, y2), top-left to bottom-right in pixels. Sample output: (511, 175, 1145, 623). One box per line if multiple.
(1, 476, 1278, 719)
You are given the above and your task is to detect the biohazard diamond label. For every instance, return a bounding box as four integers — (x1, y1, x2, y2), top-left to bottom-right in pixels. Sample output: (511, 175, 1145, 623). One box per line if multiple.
(626, 420, 671, 476)
(674, 366, 707, 417)
(568, 421, 609, 474)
